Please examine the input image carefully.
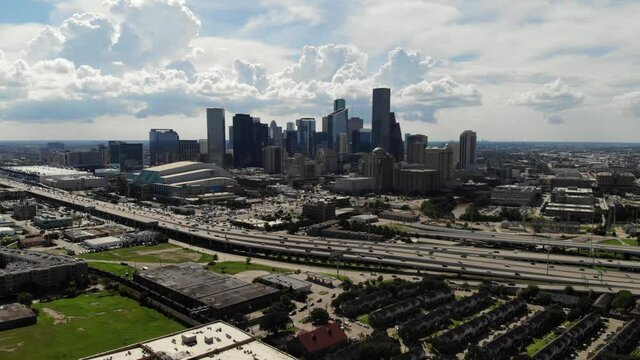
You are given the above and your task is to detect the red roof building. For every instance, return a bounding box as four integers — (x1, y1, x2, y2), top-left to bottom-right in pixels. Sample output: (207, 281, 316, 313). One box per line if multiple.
(288, 322, 348, 358)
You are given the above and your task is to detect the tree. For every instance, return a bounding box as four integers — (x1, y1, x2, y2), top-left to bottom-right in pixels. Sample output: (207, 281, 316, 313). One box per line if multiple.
(16, 292, 33, 306)
(212, 254, 219, 261)
(611, 290, 634, 311)
(246, 257, 252, 265)
(519, 285, 540, 301)
(260, 309, 290, 333)
(310, 307, 330, 325)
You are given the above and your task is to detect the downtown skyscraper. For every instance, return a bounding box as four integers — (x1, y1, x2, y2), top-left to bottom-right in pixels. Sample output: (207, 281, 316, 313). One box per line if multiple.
(371, 88, 391, 151)
(459, 130, 477, 171)
(207, 108, 226, 166)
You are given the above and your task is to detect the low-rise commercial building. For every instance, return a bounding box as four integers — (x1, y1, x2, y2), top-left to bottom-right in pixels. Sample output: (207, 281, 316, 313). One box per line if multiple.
(257, 273, 312, 293)
(133, 263, 279, 317)
(491, 185, 539, 206)
(33, 213, 73, 229)
(551, 187, 594, 205)
(302, 201, 336, 222)
(83, 320, 296, 360)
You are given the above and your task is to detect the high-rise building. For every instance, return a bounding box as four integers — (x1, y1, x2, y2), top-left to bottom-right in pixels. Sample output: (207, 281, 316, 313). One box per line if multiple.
(207, 108, 226, 166)
(389, 113, 404, 162)
(352, 129, 372, 153)
(110, 142, 143, 172)
(338, 133, 348, 155)
(232, 114, 268, 168)
(269, 120, 283, 146)
(371, 88, 391, 150)
(325, 107, 348, 151)
(286, 122, 295, 132)
(362, 147, 395, 191)
(347, 117, 364, 151)
(407, 142, 425, 164)
(296, 118, 316, 156)
(263, 146, 283, 174)
(424, 144, 454, 182)
(406, 134, 428, 164)
(459, 130, 477, 171)
(149, 129, 180, 165)
(334, 98, 346, 112)
(179, 140, 200, 162)
(285, 130, 299, 157)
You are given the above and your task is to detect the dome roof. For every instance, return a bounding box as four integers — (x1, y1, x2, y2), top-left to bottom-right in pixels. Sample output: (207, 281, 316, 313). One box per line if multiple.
(372, 147, 386, 155)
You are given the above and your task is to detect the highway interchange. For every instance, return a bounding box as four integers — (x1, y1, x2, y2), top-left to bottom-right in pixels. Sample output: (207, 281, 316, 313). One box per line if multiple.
(3, 177, 640, 294)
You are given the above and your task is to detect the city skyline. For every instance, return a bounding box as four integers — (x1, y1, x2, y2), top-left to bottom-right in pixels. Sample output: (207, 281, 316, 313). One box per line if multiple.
(1, 1, 640, 142)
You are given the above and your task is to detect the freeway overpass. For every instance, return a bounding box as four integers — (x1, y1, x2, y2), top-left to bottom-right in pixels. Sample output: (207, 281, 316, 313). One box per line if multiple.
(3, 177, 640, 294)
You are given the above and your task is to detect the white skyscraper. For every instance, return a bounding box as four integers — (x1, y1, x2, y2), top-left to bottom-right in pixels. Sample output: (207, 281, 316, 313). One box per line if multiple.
(207, 108, 225, 166)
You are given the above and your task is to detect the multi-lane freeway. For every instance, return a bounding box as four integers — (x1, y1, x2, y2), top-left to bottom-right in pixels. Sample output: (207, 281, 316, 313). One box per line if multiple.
(3, 177, 640, 294)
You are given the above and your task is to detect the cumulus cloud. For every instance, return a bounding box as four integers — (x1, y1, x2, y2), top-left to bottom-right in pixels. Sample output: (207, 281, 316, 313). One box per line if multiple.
(373, 47, 434, 87)
(613, 91, 640, 117)
(508, 78, 584, 113)
(278, 44, 367, 82)
(395, 76, 482, 122)
(23, 0, 200, 70)
(0, 1, 482, 126)
(232, 59, 268, 90)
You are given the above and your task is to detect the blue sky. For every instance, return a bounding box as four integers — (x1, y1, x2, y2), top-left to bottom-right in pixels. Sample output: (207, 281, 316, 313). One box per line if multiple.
(0, 0, 639, 142)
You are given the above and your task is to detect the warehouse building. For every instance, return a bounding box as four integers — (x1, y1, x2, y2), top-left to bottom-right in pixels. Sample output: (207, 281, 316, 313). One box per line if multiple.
(133, 263, 279, 317)
(82, 320, 296, 360)
(0, 165, 107, 190)
(133, 161, 237, 198)
(83, 236, 126, 250)
(257, 273, 312, 293)
(0, 248, 88, 297)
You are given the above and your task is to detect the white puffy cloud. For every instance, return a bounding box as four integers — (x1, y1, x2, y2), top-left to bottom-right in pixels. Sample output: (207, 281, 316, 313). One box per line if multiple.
(22, 0, 200, 70)
(395, 76, 482, 122)
(232, 59, 268, 90)
(24, 26, 65, 62)
(508, 78, 584, 113)
(373, 47, 434, 87)
(278, 44, 367, 82)
(110, 0, 201, 67)
(613, 91, 640, 117)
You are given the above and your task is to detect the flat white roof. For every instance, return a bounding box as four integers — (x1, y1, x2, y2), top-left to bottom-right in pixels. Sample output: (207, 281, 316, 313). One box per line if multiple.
(83, 321, 296, 360)
(4, 165, 89, 177)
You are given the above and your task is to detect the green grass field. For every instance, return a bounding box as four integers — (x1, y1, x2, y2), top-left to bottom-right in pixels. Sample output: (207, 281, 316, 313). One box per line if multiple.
(526, 331, 558, 356)
(0, 291, 184, 360)
(384, 223, 408, 232)
(208, 261, 291, 274)
(602, 238, 638, 246)
(88, 262, 135, 279)
(79, 243, 213, 263)
(357, 313, 370, 325)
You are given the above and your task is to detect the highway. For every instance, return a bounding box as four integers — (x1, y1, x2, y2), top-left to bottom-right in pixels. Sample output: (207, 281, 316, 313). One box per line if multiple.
(404, 223, 640, 256)
(3, 177, 640, 294)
